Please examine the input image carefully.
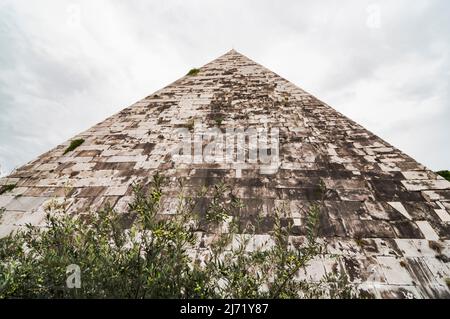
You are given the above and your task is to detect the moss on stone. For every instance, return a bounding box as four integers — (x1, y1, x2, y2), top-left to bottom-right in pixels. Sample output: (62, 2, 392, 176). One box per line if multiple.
(63, 139, 85, 155)
(187, 68, 200, 76)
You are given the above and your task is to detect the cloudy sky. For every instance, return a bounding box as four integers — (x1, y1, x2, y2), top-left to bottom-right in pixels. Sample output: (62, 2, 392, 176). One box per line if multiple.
(0, 0, 449, 175)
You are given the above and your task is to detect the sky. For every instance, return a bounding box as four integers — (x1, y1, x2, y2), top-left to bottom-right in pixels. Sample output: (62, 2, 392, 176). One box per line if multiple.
(0, 0, 449, 176)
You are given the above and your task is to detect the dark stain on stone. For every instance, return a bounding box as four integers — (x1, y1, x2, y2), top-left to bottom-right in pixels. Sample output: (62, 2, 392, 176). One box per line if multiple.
(134, 143, 156, 155)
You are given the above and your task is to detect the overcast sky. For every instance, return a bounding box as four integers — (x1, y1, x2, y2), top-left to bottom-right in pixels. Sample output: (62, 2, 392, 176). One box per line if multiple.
(0, 0, 449, 176)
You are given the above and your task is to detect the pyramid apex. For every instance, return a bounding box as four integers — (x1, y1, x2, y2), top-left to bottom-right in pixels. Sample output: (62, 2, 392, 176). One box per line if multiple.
(226, 48, 240, 55)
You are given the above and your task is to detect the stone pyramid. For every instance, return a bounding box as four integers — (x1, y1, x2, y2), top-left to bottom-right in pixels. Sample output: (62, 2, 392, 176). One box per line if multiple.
(1, 50, 449, 298)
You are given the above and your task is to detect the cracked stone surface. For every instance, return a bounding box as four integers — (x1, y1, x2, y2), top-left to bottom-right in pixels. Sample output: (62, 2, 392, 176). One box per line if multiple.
(1, 50, 449, 298)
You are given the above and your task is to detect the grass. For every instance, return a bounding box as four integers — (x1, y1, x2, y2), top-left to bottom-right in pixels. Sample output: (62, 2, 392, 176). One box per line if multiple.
(63, 139, 85, 155)
(0, 184, 16, 195)
(436, 170, 450, 181)
(186, 68, 200, 76)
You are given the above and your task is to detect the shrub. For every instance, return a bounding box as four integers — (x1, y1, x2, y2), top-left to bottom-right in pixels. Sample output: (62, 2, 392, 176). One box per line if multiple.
(0, 174, 355, 298)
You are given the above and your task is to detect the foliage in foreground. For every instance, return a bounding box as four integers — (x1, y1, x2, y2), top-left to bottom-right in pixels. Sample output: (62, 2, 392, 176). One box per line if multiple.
(0, 175, 354, 298)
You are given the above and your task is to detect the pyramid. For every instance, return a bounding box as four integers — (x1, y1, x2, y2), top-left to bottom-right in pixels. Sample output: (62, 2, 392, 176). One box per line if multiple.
(1, 50, 449, 298)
